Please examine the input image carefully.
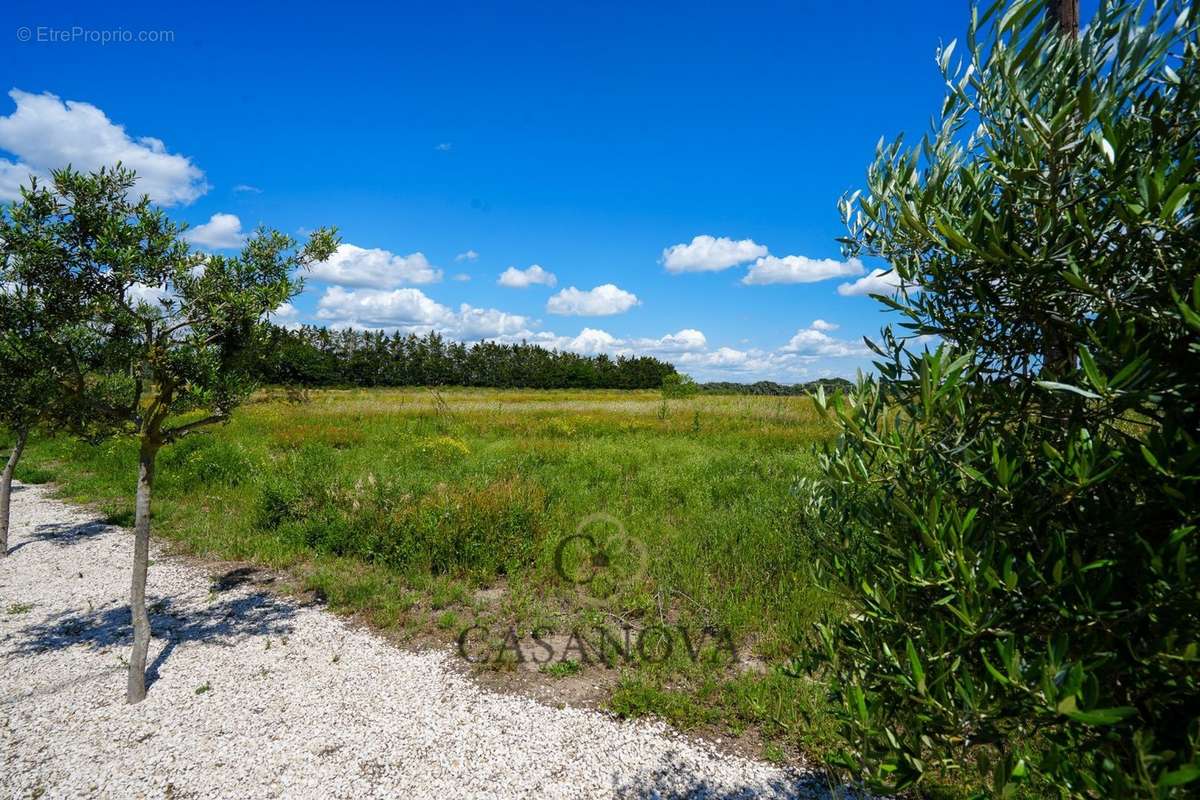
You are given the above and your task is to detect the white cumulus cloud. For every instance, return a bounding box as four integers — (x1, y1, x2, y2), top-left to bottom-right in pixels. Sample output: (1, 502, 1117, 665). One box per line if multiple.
(566, 328, 620, 354)
(268, 302, 302, 329)
(185, 213, 247, 249)
(0, 89, 208, 205)
(781, 322, 869, 357)
(661, 235, 768, 273)
(314, 286, 527, 339)
(126, 282, 175, 309)
(477, 321, 867, 381)
(453, 305, 531, 338)
(631, 329, 708, 352)
(742, 255, 863, 285)
(498, 264, 557, 288)
(836, 267, 909, 296)
(455, 249, 479, 262)
(316, 286, 449, 328)
(810, 319, 838, 332)
(546, 283, 639, 316)
(306, 243, 442, 289)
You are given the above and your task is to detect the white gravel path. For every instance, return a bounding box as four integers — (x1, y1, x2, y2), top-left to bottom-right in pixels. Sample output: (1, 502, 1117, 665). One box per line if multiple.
(1, 481, 849, 800)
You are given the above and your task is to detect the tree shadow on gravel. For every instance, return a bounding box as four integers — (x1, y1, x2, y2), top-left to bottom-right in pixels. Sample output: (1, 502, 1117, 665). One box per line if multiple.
(612, 751, 869, 800)
(10, 592, 296, 688)
(210, 566, 270, 593)
(5, 518, 111, 555)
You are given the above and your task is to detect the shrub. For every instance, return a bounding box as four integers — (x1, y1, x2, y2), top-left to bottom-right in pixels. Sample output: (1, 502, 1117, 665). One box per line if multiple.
(254, 444, 339, 528)
(799, 2, 1199, 797)
(159, 435, 256, 488)
(661, 372, 699, 400)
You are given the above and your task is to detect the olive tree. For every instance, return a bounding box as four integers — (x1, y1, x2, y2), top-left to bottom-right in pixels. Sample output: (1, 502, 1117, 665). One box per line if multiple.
(0, 306, 45, 554)
(0, 178, 102, 554)
(800, 1, 1198, 796)
(0, 285, 63, 556)
(12, 165, 337, 702)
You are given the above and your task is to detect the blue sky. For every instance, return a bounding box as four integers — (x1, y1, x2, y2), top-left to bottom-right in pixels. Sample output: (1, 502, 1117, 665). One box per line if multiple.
(1, 1, 1099, 381)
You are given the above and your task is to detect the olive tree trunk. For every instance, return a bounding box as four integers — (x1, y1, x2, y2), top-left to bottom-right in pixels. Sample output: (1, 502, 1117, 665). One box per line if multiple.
(1050, 0, 1080, 34)
(126, 435, 160, 703)
(0, 428, 30, 557)
(1040, 0, 1081, 375)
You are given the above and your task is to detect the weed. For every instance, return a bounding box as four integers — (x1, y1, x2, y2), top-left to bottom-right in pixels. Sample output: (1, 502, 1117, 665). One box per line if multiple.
(417, 435, 470, 463)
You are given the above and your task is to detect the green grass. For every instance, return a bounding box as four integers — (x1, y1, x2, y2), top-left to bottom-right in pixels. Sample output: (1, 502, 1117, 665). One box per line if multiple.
(8, 386, 844, 763)
(541, 659, 583, 678)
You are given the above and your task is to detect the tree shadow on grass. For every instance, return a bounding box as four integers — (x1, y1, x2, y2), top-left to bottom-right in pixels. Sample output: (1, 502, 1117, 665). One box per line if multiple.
(611, 751, 868, 800)
(11, 591, 296, 689)
(5, 518, 111, 555)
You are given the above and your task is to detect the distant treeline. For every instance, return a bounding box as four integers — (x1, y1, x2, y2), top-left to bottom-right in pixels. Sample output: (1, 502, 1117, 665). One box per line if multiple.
(254, 325, 677, 389)
(698, 379, 852, 396)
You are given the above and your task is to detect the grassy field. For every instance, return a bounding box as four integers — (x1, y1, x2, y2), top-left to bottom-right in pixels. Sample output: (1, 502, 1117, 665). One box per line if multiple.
(11, 387, 843, 763)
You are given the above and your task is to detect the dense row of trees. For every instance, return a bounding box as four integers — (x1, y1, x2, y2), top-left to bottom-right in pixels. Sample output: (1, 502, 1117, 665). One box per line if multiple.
(251, 326, 859, 394)
(253, 325, 677, 389)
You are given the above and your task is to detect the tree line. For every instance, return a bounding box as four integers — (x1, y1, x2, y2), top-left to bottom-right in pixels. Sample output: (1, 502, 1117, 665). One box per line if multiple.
(253, 325, 678, 390)
(696, 378, 852, 396)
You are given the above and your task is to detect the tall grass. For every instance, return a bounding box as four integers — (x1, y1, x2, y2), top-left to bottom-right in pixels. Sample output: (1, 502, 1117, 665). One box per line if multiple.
(10, 387, 841, 760)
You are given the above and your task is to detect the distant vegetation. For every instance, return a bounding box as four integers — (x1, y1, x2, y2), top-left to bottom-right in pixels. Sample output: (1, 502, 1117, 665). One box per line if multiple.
(698, 379, 852, 396)
(254, 325, 678, 390)
(252, 324, 850, 396)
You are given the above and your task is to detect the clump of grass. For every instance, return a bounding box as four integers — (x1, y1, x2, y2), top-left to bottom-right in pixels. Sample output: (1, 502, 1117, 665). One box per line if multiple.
(159, 435, 256, 489)
(608, 675, 722, 729)
(258, 469, 546, 578)
(428, 578, 469, 609)
(541, 418, 576, 438)
(540, 659, 582, 678)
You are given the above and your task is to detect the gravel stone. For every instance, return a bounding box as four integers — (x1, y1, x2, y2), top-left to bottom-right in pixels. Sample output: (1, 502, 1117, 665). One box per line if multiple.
(1, 481, 856, 799)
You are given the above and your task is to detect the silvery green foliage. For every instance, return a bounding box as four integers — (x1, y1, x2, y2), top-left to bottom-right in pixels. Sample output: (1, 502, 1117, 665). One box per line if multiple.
(802, 1, 1198, 796)
(4, 165, 338, 443)
(0, 177, 98, 437)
